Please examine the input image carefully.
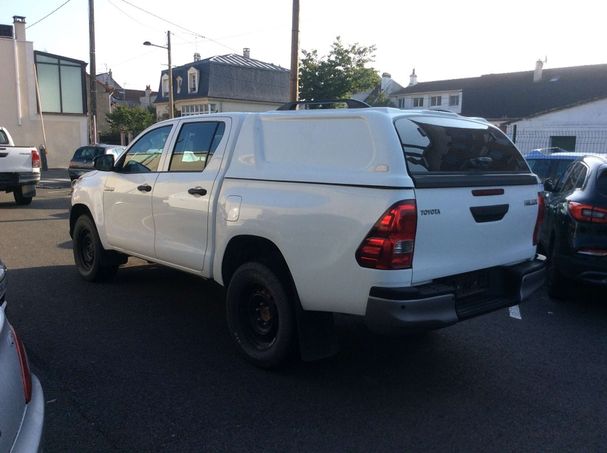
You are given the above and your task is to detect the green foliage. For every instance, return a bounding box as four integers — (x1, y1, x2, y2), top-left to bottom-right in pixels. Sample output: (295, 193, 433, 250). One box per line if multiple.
(366, 90, 395, 107)
(106, 105, 156, 136)
(299, 36, 381, 101)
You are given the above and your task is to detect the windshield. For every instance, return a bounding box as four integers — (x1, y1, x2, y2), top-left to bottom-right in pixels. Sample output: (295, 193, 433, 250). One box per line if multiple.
(394, 117, 529, 174)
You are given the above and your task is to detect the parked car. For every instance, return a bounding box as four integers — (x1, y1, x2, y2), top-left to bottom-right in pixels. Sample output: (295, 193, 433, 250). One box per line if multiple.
(71, 104, 545, 368)
(68, 144, 125, 181)
(0, 126, 41, 205)
(540, 154, 607, 296)
(0, 260, 45, 451)
(525, 148, 595, 185)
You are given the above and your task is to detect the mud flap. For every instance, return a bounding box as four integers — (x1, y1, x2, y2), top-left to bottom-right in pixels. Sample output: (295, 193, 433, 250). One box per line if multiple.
(295, 307, 340, 361)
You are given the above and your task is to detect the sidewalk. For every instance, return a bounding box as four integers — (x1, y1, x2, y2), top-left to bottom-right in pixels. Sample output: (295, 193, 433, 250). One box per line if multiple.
(39, 168, 71, 189)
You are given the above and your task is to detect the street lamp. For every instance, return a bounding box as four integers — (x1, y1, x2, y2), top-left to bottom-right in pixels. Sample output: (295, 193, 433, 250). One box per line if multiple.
(144, 30, 173, 118)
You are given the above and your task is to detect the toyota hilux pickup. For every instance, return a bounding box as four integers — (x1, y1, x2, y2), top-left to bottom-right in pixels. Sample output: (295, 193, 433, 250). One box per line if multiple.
(70, 105, 546, 368)
(0, 127, 41, 205)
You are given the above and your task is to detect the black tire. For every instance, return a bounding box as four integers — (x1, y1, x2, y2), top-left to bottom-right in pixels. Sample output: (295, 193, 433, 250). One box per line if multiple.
(226, 262, 296, 369)
(546, 240, 570, 299)
(72, 215, 118, 282)
(13, 187, 32, 205)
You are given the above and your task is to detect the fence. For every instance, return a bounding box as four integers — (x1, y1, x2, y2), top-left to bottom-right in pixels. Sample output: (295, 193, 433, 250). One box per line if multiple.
(506, 128, 607, 156)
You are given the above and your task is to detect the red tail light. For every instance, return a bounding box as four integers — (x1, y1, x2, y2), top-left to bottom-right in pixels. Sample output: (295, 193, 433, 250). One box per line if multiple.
(31, 149, 41, 169)
(533, 192, 545, 246)
(568, 202, 607, 224)
(10, 325, 32, 403)
(356, 200, 417, 269)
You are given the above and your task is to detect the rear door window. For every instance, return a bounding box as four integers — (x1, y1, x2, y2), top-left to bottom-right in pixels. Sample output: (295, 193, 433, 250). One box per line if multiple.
(0, 130, 8, 145)
(394, 117, 528, 175)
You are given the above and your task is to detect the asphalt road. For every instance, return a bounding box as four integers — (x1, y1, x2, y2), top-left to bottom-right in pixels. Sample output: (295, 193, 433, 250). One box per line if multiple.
(1, 172, 606, 452)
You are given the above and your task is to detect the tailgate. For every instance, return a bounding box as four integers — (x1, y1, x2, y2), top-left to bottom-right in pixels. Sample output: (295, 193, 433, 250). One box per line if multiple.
(0, 310, 26, 452)
(412, 184, 539, 283)
(393, 115, 540, 284)
(0, 146, 34, 173)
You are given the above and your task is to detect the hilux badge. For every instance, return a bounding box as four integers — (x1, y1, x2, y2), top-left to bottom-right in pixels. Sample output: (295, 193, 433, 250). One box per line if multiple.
(524, 199, 538, 206)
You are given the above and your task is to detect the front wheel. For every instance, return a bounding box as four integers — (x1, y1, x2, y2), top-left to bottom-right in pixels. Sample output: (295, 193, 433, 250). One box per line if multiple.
(72, 215, 118, 282)
(226, 262, 296, 368)
(13, 187, 32, 205)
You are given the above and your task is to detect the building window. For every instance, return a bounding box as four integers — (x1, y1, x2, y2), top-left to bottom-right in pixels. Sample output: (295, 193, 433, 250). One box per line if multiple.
(188, 67, 199, 94)
(550, 136, 576, 152)
(181, 104, 218, 116)
(176, 76, 182, 94)
(430, 96, 442, 107)
(34, 51, 86, 114)
(162, 74, 169, 97)
(413, 97, 424, 107)
(449, 95, 460, 106)
(398, 98, 405, 109)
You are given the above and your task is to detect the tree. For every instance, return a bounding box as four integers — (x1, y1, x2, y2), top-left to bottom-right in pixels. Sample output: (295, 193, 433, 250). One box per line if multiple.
(299, 36, 381, 101)
(105, 105, 155, 137)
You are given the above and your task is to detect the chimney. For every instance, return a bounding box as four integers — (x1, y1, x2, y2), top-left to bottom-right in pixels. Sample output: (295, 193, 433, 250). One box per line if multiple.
(145, 85, 151, 97)
(381, 72, 391, 91)
(409, 68, 418, 87)
(533, 59, 543, 82)
(243, 48, 250, 59)
(193, 52, 201, 61)
(13, 16, 26, 41)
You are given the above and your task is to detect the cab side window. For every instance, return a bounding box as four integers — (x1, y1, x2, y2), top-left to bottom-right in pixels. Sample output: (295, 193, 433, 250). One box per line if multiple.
(120, 125, 173, 173)
(168, 122, 225, 172)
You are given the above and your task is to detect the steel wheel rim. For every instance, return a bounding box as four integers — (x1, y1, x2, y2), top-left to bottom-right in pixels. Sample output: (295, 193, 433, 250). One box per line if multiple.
(240, 286, 279, 350)
(77, 229, 95, 271)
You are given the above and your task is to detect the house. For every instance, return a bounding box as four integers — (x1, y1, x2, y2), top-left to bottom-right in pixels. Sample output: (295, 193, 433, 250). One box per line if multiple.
(390, 61, 607, 153)
(0, 16, 88, 167)
(93, 71, 157, 135)
(352, 73, 404, 106)
(154, 49, 289, 118)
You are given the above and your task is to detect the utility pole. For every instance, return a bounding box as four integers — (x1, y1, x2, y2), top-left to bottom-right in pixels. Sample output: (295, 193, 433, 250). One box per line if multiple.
(89, 0, 97, 143)
(167, 30, 174, 118)
(289, 0, 299, 102)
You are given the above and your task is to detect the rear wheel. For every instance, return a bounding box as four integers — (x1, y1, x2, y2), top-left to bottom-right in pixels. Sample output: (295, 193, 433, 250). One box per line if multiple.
(13, 187, 32, 205)
(72, 215, 118, 282)
(226, 262, 296, 368)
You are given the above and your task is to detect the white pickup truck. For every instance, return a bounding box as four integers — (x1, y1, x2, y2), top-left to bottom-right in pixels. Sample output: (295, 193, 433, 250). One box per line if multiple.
(70, 106, 546, 367)
(0, 127, 41, 205)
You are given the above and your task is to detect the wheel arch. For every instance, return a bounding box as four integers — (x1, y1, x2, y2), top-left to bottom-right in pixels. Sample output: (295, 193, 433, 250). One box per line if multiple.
(70, 203, 93, 238)
(221, 235, 296, 294)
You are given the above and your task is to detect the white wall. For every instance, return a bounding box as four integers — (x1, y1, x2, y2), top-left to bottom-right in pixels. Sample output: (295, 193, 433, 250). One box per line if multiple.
(0, 32, 88, 168)
(506, 98, 607, 154)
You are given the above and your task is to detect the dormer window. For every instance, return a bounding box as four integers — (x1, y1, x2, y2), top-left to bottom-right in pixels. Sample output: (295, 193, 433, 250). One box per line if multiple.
(188, 67, 199, 94)
(161, 74, 169, 97)
(176, 76, 183, 94)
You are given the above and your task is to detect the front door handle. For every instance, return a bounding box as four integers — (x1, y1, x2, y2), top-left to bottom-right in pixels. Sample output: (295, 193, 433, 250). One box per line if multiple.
(188, 187, 207, 196)
(137, 184, 152, 193)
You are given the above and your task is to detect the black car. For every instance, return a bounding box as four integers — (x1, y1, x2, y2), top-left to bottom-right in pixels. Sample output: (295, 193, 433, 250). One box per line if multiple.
(540, 154, 607, 296)
(68, 144, 125, 181)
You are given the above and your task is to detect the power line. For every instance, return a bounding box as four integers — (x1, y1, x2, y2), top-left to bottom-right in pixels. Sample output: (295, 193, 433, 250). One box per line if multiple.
(26, 0, 74, 29)
(105, 0, 158, 31)
(116, 0, 239, 53)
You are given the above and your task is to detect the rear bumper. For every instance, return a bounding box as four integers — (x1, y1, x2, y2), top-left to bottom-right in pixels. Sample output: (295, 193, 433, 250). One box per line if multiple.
(559, 252, 607, 285)
(365, 257, 546, 334)
(11, 374, 44, 453)
(0, 172, 40, 190)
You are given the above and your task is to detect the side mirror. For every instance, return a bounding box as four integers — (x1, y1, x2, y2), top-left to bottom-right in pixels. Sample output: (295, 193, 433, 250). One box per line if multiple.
(543, 179, 555, 192)
(94, 154, 115, 172)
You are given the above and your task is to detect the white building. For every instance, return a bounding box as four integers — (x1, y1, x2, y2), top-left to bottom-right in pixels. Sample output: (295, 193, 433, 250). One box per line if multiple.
(0, 16, 88, 167)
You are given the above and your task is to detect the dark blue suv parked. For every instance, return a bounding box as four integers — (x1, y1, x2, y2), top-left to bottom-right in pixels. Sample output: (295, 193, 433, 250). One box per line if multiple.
(539, 154, 607, 296)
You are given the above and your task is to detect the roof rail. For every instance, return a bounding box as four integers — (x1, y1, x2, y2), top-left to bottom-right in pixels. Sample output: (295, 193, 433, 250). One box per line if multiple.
(277, 99, 371, 111)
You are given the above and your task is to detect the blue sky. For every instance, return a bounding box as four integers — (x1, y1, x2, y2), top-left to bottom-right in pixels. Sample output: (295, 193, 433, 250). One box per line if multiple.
(2, 0, 605, 91)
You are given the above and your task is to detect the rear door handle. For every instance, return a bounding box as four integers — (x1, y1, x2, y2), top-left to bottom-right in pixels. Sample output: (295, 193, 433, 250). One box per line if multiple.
(188, 187, 207, 196)
(137, 184, 152, 193)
